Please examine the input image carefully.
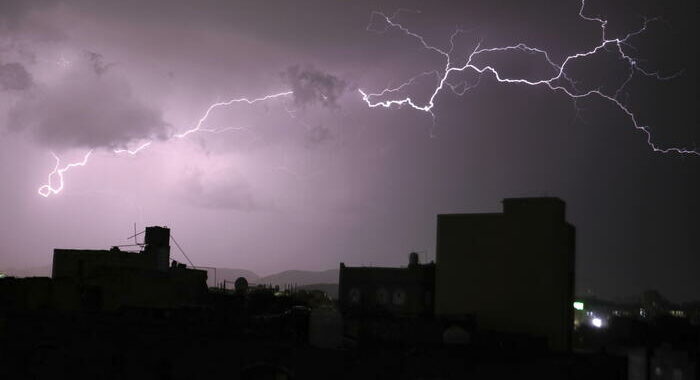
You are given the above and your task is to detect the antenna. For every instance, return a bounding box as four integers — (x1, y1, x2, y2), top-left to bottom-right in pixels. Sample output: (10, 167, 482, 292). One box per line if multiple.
(126, 230, 145, 242)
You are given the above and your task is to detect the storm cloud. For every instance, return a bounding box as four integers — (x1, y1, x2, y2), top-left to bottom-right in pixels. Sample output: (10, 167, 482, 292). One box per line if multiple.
(283, 65, 348, 109)
(7, 56, 169, 150)
(85, 51, 115, 76)
(0, 0, 696, 302)
(0, 62, 33, 91)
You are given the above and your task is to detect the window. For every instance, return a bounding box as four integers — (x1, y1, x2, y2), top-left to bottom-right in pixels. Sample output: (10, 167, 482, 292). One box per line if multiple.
(349, 288, 361, 304)
(393, 289, 406, 306)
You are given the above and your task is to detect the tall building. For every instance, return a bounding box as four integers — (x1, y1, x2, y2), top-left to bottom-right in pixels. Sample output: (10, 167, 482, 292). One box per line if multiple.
(435, 197, 575, 351)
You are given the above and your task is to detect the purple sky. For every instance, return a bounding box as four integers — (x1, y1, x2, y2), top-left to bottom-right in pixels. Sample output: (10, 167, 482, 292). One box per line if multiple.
(0, 0, 697, 301)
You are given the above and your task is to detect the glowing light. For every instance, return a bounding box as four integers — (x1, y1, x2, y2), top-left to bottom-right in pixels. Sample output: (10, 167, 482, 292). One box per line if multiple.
(360, 0, 699, 156)
(591, 317, 602, 328)
(37, 150, 94, 198)
(573, 301, 584, 310)
(669, 310, 686, 318)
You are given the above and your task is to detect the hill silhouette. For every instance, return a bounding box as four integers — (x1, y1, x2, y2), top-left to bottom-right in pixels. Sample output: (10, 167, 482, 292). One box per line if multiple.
(2, 264, 339, 296)
(258, 269, 339, 286)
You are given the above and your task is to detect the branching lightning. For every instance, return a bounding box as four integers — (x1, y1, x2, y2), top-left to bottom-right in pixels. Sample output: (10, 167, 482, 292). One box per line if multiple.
(38, 91, 293, 197)
(359, 0, 699, 156)
(36, 0, 697, 198)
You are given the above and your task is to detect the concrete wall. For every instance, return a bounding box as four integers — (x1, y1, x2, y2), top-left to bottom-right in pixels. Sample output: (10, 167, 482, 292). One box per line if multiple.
(434, 197, 575, 351)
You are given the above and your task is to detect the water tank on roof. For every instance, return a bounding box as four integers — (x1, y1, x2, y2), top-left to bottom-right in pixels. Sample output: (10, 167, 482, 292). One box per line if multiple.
(144, 226, 170, 247)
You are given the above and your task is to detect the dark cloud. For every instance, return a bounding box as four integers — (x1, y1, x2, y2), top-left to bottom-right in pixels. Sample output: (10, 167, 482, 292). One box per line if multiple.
(0, 62, 33, 90)
(7, 57, 169, 150)
(283, 65, 347, 109)
(85, 51, 115, 76)
(0, 0, 64, 41)
(0, 0, 34, 32)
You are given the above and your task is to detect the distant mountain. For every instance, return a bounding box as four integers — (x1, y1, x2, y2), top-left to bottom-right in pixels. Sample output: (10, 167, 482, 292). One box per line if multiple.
(206, 268, 259, 288)
(298, 283, 339, 300)
(2, 265, 52, 278)
(2, 263, 339, 292)
(257, 269, 339, 287)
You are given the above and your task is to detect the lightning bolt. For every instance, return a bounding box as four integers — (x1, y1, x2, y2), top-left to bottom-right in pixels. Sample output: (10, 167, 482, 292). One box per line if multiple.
(173, 91, 293, 139)
(37, 0, 697, 198)
(38, 91, 293, 197)
(37, 150, 93, 198)
(359, 0, 699, 156)
(113, 141, 152, 155)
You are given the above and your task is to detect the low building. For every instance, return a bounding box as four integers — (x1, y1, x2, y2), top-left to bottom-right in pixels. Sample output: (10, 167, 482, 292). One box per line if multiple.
(52, 226, 207, 310)
(338, 252, 435, 317)
(1, 226, 207, 312)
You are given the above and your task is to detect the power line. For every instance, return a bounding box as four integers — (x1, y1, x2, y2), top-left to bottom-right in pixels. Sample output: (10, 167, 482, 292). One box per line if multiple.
(169, 234, 196, 269)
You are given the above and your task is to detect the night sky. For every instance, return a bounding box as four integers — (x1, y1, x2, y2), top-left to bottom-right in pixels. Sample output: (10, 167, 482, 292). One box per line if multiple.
(0, 0, 697, 301)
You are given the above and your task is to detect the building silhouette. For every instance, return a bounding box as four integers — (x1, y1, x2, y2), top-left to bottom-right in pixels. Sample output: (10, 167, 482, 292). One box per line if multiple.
(3, 226, 207, 312)
(338, 252, 435, 317)
(53, 226, 172, 277)
(435, 197, 575, 351)
(4, 200, 691, 378)
(338, 252, 437, 345)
